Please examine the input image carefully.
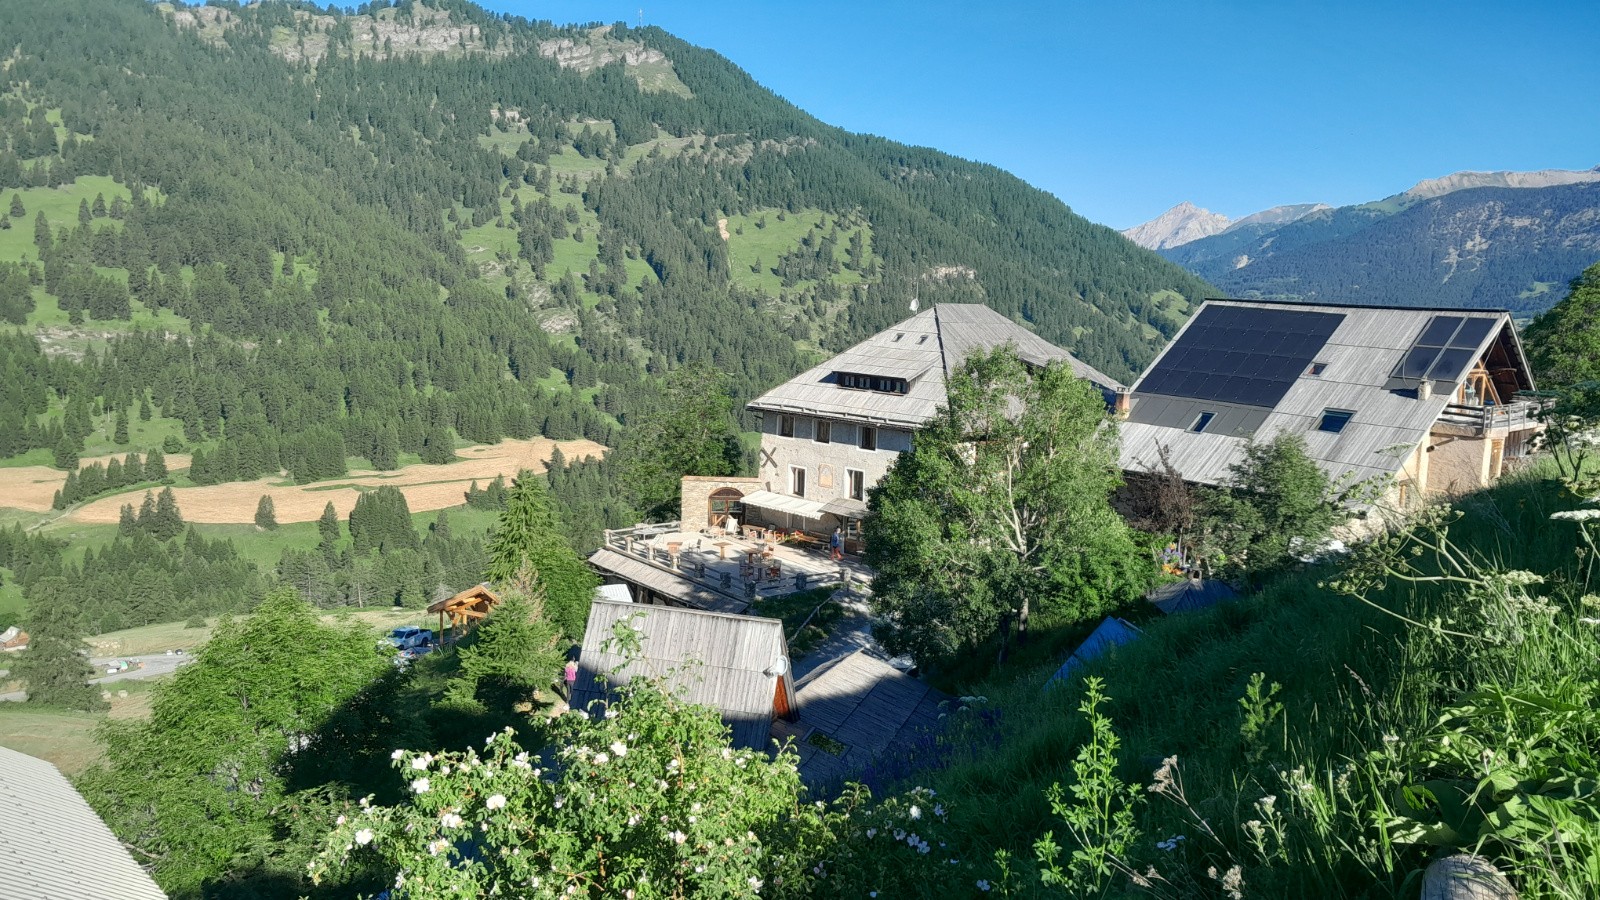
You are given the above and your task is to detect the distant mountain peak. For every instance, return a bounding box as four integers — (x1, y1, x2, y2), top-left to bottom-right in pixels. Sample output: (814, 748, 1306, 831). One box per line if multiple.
(1394, 166, 1600, 205)
(1122, 202, 1231, 250)
(1224, 203, 1331, 233)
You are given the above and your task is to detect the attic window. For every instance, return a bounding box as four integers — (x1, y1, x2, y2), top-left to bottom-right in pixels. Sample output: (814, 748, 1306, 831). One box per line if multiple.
(892, 332, 905, 342)
(838, 372, 909, 394)
(917, 334, 930, 344)
(1318, 409, 1354, 434)
(1189, 411, 1216, 433)
(1308, 362, 1327, 376)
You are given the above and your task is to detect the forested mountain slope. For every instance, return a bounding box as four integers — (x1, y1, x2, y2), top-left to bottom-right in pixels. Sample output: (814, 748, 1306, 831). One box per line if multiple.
(1161, 180, 1600, 315)
(0, 0, 1210, 484)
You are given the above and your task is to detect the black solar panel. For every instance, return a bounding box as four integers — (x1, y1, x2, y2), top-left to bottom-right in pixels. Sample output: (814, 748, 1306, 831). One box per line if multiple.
(1416, 316, 1464, 347)
(1393, 315, 1501, 384)
(1448, 317, 1495, 350)
(1140, 305, 1346, 409)
(1426, 347, 1475, 383)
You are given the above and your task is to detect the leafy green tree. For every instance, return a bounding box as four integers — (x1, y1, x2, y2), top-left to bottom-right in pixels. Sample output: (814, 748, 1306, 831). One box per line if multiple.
(148, 487, 184, 541)
(254, 494, 278, 530)
(1202, 432, 1347, 580)
(485, 472, 597, 639)
(145, 447, 168, 480)
(81, 588, 395, 897)
(865, 347, 1147, 668)
(1525, 262, 1600, 387)
(615, 364, 745, 521)
(13, 576, 103, 711)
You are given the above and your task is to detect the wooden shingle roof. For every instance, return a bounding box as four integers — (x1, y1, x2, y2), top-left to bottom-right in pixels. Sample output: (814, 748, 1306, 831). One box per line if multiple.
(572, 599, 793, 750)
(781, 650, 948, 787)
(749, 304, 1123, 428)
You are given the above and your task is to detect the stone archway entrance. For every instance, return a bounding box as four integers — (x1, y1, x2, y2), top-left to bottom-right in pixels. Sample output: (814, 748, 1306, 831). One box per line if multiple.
(709, 487, 744, 529)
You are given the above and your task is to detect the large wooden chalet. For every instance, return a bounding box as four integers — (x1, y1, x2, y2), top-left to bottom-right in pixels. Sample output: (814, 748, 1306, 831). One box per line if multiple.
(1118, 300, 1543, 504)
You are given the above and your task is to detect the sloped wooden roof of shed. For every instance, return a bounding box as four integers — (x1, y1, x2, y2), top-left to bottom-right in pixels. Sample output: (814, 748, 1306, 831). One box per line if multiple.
(572, 599, 789, 750)
(785, 650, 949, 786)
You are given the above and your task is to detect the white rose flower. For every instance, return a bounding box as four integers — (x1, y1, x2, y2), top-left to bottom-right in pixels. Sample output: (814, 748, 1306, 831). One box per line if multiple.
(486, 794, 507, 810)
(411, 777, 431, 794)
(354, 828, 374, 846)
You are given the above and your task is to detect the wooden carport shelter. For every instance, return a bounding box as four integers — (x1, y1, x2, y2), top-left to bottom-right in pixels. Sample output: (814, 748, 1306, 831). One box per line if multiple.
(428, 583, 503, 645)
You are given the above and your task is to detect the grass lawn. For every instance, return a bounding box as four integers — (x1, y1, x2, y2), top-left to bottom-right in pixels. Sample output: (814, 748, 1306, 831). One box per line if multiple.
(0, 680, 160, 775)
(723, 207, 873, 295)
(0, 176, 158, 267)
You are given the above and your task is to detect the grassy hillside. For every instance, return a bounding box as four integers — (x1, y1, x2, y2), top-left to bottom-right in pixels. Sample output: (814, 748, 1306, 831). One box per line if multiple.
(882, 458, 1600, 897)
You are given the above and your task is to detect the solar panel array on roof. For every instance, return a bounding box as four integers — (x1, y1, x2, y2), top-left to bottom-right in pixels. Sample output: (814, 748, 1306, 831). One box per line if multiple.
(1138, 305, 1345, 409)
(1393, 315, 1498, 384)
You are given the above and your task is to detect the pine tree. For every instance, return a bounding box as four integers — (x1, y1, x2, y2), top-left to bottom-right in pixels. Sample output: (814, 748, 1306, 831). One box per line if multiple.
(149, 488, 183, 541)
(52, 431, 79, 470)
(453, 577, 563, 708)
(13, 577, 104, 711)
(119, 503, 138, 536)
(114, 409, 130, 444)
(91, 192, 108, 217)
(255, 495, 278, 530)
(317, 500, 341, 552)
(485, 473, 597, 639)
(77, 198, 91, 226)
(145, 448, 168, 480)
(7, 193, 22, 218)
(139, 395, 153, 421)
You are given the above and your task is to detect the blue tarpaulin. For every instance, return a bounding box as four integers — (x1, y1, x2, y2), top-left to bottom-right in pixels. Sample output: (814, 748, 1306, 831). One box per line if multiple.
(1048, 616, 1142, 684)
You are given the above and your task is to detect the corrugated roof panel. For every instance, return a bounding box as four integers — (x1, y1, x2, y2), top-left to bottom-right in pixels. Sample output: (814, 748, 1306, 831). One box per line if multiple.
(0, 747, 168, 900)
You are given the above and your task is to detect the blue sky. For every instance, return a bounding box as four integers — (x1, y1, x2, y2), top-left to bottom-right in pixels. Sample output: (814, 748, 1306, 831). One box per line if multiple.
(485, 1, 1600, 230)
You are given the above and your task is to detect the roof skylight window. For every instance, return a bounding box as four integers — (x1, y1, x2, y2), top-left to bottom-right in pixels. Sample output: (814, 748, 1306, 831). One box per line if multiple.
(1317, 409, 1354, 434)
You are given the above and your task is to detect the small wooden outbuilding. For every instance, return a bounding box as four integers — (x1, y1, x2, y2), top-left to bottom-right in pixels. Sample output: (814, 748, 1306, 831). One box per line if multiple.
(427, 583, 503, 645)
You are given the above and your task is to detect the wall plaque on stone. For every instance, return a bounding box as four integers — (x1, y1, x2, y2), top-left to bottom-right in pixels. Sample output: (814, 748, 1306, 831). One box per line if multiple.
(817, 464, 834, 489)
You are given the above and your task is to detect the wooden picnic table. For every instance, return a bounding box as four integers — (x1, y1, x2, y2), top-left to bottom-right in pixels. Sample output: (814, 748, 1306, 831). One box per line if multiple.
(714, 541, 732, 560)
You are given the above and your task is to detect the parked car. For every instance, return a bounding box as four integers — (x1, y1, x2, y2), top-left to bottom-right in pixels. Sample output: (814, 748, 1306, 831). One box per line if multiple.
(386, 626, 436, 659)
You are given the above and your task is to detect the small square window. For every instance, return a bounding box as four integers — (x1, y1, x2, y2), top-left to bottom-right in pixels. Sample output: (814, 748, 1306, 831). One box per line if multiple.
(815, 420, 831, 444)
(1189, 411, 1215, 433)
(778, 415, 795, 438)
(859, 426, 877, 451)
(1308, 362, 1327, 376)
(1318, 409, 1354, 433)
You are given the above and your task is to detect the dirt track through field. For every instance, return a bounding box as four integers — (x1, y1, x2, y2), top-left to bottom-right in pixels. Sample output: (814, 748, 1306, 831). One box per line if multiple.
(38, 438, 604, 525)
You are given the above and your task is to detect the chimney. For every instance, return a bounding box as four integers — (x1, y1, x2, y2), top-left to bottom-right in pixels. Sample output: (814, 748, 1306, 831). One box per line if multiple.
(1419, 380, 1432, 401)
(1114, 388, 1131, 417)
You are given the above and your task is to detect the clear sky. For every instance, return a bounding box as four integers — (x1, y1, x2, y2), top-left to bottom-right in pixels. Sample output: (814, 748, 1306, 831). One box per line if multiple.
(483, 0, 1600, 230)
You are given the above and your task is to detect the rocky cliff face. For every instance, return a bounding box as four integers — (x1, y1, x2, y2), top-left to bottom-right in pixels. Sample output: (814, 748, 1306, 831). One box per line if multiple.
(1121, 201, 1231, 250)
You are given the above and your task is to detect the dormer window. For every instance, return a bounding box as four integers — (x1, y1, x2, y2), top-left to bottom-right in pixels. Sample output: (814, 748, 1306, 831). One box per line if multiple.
(1189, 411, 1215, 433)
(1308, 362, 1327, 376)
(838, 372, 909, 394)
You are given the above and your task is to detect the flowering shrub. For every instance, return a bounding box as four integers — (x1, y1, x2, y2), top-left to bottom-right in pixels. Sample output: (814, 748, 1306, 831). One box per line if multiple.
(311, 625, 833, 898)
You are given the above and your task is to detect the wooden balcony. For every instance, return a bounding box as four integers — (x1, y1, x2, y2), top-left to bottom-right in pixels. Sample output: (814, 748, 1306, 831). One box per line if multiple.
(1434, 397, 1548, 436)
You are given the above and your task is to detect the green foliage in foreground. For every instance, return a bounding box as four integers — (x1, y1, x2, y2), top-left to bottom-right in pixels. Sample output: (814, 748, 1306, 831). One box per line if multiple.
(485, 473, 598, 640)
(80, 589, 400, 898)
(900, 459, 1600, 898)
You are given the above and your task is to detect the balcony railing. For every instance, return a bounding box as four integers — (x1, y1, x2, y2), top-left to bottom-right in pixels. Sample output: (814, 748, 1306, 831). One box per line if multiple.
(1436, 397, 1548, 434)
